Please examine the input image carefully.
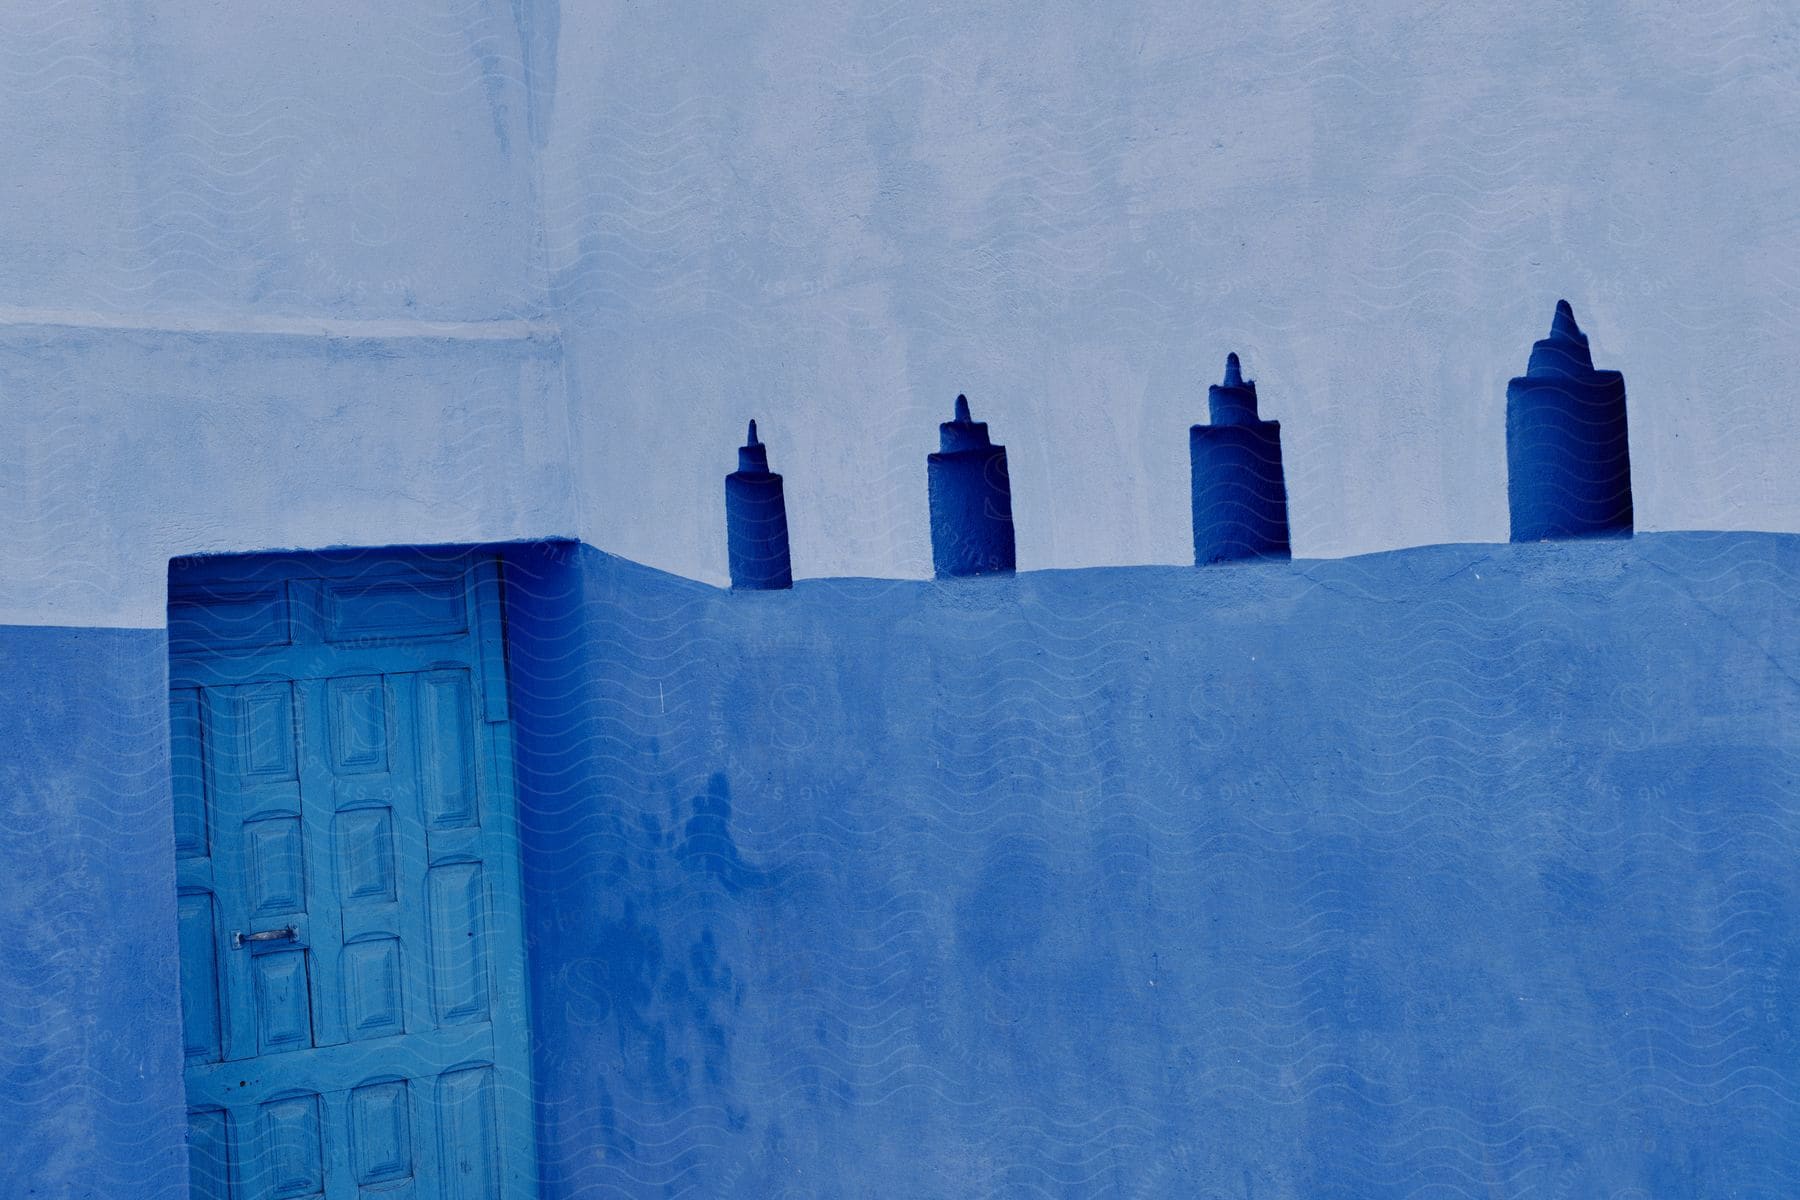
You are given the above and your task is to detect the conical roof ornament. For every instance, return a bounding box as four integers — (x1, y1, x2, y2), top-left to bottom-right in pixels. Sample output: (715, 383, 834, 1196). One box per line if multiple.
(938, 394, 993, 453)
(928, 393, 1015, 577)
(1192, 350, 1290, 563)
(1550, 299, 1583, 344)
(1207, 351, 1261, 426)
(1527, 299, 1595, 377)
(735, 418, 770, 474)
(1506, 300, 1633, 541)
(725, 419, 791, 588)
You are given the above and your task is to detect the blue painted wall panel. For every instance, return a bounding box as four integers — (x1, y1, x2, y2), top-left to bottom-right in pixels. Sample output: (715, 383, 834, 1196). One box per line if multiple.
(6, 533, 1794, 1198)
(0, 626, 188, 1200)
(505, 532, 1800, 1198)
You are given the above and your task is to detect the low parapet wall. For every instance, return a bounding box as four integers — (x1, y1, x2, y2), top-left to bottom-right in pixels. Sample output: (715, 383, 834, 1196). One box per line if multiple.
(0, 531, 1791, 1198)
(505, 530, 1799, 1198)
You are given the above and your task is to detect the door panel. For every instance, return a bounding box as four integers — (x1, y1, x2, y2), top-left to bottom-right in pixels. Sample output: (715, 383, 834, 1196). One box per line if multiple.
(418, 671, 478, 830)
(437, 1067, 501, 1200)
(232, 683, 300, 782)
(326, 676, 388, 774)
(178, 890, 224, 1062)
(172, 554, 536, 1199)
(244, 816, 306, 918)
(171, 690, 210, 858)
(342, 935, 404, 1039)
(189, 1107, 234, 1200)
(349, 1079, 413, 1185)
(258, 1094, 324, 1197)
(428, 862, 491, 1026)
(250, 949, 314, 1053)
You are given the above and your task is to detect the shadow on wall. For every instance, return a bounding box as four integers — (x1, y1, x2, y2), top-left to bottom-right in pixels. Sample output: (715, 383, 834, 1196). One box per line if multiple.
(499, 542, 780, 1192)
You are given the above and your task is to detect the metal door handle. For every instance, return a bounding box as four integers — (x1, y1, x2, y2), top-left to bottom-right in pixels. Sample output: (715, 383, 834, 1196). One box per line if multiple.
(232, 925, 298, 949)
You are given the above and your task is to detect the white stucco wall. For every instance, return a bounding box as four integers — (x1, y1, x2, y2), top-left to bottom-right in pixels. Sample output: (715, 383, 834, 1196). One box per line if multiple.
(5, 1, 1797, 624)
(0, 1, 571, 625)
(541, 1, 1800, 582)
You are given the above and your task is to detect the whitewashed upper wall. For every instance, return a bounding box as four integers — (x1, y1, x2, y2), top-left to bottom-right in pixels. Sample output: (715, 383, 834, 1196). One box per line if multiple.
(0, 324, 572, 626)
(541, 1, 1800, 584)
(4, 0, 1798, 622)
(2, 0, 545, 319)
(0, 1, 571, 625)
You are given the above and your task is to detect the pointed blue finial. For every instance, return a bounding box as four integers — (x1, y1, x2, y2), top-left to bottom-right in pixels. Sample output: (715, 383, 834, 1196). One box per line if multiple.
(1207, 352, 1260, 425)
(939, 393, 993, 454)
(1526, 299, 1594, 377)
(929, 394, 1014, 577)
(1193, 350, 1290, 563)
(726, 419, 791, 589)
(1550, 299, 1581, 342)
(736, 419, 770, 474)
(1507, 298, 1632, 542)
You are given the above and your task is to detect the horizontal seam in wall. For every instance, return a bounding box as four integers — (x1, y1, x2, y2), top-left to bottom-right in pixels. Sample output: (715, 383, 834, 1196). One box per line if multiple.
(0, 307, 560, 343)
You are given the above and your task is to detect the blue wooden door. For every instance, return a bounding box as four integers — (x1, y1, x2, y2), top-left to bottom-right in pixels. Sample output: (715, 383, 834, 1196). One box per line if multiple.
(169, 552, 537, 1199)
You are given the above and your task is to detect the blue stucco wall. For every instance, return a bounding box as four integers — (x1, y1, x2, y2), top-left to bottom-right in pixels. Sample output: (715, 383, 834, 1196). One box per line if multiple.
(0, 626, 188, 1199)
(505, 531, 1799, 1199)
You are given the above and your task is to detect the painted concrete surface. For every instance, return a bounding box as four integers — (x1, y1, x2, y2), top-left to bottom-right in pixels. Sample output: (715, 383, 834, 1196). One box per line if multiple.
(4, 533, 1794, 1197)
(505, 531, 1800, 1198)
(0, 2, 543, 322)
(1, 2, 1795, 1192)
(0, 625, 188, 1200)
(541, 2, 1800, 583)
(0, 0, 565, 628)
(5, 2, 1800, 628)
(0, 325, 573, 627)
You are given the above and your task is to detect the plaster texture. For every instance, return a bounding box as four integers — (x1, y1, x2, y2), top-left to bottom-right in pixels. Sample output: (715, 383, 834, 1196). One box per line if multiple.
(4, 2, 1799, 624)
(502, 532, 1800, 1199)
